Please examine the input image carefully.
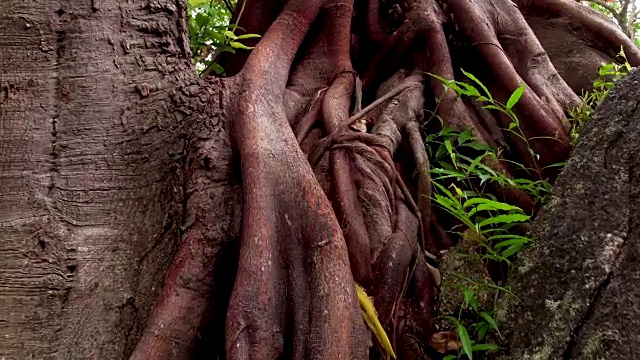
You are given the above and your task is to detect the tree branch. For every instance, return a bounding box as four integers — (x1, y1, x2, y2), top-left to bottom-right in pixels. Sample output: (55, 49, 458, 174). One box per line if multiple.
(222, 0, 234, 13)
(581, 0, 620, 18)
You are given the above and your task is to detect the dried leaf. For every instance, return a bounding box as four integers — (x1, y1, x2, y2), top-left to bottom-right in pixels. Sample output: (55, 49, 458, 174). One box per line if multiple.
(349, 117, 368, 132)
(356, 283, 396, 359)
(429, 331, 461, 353)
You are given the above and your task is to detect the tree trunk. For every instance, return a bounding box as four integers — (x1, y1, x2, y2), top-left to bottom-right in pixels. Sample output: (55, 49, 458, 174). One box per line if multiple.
(0, 1, 239, 358)
(0, 0, 638, 359)
(494, 68, 640, 360)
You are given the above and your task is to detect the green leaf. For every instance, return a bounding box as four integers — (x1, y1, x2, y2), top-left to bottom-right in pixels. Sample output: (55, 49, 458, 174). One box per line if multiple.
(465, 153, 490, 175)
(208, 62, 226, 75)
(427, 72, 453, 84)
(463, 141, 494, 152)
(483, 104, 507, 114)
(440, 126, 458, 137)
(457, 129, 473, 145)
(447, 82, 465, 96)
(476, 203, 521, 212)
(205, 31, 225, 44)
(463, 198, 521, 212)
(224, 30, 237, 39)
(463, 289, 479, 311)
(478, 214, 530, 228)
(488, 233, 531, 242)
(494, 237, 530, 249)
(194, 13, 210, 28)
(433, 183, 458, 203)
(471, 343, 501, 352)
(462, 197, 490, 208)
(188, 0, 210, 6)
(462, 69, 493, 101)
(435, 144, 448, 159)
(235, 33, 262, 39)
(457, 323, 474, 360)
(599, 63, 615, 76)
(479, 312, 501, 338)
(476, 322, 490, 341)
(443, 355, 458, 360)
(542, 160, 568, 170)
(457, 82, 481, 97)
(506, 83, 525, 110)
(229, 41, 254, 50)
(433, 195, 458, 212)
(444, 139, 454, 155)
(477, 173, 492, 186)
(440, 315, 460, 324)
(500, 242, 525, 258)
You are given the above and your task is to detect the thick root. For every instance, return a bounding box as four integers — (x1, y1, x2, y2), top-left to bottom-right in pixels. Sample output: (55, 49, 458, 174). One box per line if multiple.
(131, 0, 638, 358)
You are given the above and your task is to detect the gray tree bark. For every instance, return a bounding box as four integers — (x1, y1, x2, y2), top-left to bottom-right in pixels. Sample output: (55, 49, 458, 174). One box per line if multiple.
(495, 69, 640, 359)
(0, 1, 238, 358)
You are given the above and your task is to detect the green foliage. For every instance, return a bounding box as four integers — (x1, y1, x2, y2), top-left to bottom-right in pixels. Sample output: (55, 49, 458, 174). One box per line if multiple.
(426, 55, 632, 356)
(426, 73, 542, 359)
(431, 181, 532, 264)
(440, 309, 502, 360)
(425, 126, 552, 203)
(568, 48, 633, 143)
(582, 0, 640, 43)
(187, 0, 259, 75)
(426, 71, 553, 201)
(429, 70, 559, 178)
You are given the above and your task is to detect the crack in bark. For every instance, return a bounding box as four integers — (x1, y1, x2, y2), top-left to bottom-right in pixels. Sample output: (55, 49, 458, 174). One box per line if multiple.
(561, 83, 639, 358)
(48, 27, 65, 196)
(561, 271, 613, 359)
(562, 232, 628, 359)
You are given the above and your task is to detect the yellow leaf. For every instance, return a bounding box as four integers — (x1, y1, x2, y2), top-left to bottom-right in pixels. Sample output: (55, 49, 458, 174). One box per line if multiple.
(356, 283, 396, 359)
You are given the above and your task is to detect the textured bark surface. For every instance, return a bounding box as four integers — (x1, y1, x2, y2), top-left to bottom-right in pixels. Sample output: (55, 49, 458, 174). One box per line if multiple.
(520, 0, 638, 94)
(1, 0, 639, 359)
(0, 1, 239, 358)
(495, 69, 640, 359)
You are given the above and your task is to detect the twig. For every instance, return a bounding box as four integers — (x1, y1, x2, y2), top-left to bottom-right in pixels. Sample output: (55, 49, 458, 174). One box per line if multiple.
(222, 0, 234, 13)
(348, 81, 421, 127)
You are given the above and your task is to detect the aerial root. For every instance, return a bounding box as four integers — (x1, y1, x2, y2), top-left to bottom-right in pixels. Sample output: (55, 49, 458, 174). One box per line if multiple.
(130, 0, 640, 358)
(444, 0, 573, 174)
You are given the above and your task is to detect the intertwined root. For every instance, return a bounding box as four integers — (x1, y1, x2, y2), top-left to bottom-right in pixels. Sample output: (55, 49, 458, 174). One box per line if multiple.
(130, 0, 640, 359)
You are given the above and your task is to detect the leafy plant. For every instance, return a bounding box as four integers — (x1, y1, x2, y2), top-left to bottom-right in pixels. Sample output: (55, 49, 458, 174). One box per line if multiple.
(187, 0, 260, 75)
(425, 72, 555, 202)
(425, 127, 552, 203)
(424, 73, 540, 359)
(568, 47, 633, 143)
(440, 313, 501, 360)
(429, 70, 558, 178)
(431, 182, 531, 265)
(425, 56, 634, 357)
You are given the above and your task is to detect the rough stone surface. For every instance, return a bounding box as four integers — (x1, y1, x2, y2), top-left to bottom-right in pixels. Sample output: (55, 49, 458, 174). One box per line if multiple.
(494, 69, 640, 359)
(438, 236, 497, 318)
